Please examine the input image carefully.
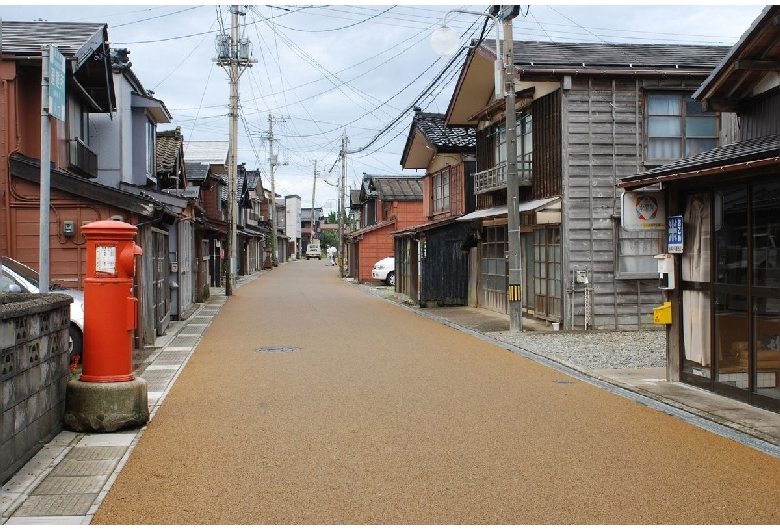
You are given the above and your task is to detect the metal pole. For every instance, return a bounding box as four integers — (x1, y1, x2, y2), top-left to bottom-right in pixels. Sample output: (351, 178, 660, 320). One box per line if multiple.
(39, 45, 51, 294)
(503, 11, 522, 332)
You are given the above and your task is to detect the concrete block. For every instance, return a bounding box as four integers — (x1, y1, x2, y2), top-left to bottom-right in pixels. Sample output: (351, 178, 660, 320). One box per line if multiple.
(63, 378, 149, 433)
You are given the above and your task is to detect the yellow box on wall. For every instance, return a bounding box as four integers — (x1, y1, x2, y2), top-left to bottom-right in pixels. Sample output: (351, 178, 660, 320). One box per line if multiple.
(653, 301, 672, 324)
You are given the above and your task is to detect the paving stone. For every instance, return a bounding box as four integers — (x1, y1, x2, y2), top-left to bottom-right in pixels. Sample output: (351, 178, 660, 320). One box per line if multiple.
(154, 351, 189, 365)
(49, 460, 116, 478)
(33, 476, 106, 495)
(67, 446, 126, 461)
(12, 493, 96, 517)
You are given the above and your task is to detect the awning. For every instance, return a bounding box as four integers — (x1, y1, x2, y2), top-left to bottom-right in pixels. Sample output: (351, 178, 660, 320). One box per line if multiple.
(457, 196, 560, 221)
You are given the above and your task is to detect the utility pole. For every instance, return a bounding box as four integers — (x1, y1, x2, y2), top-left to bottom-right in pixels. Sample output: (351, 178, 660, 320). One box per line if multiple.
(311, 160, 318, 242)
(268, 114, 276, 266)
(215, 5, 254, 295)
(338, 131, 347, 278)
(501, 5, 522, 332)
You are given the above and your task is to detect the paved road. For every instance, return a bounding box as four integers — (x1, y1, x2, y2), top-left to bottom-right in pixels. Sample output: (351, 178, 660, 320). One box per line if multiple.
(92, 260, 780, 524)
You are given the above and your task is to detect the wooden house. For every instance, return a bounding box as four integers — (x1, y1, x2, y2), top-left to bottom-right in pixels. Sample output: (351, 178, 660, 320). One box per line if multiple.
(619, 5, 780, 411)
(444, 38, 733, 329)
(183, 141, 229, 286)
(346, 175, 425, 283)
(394, 109, 477, 305)
(0, 21, 181, 347)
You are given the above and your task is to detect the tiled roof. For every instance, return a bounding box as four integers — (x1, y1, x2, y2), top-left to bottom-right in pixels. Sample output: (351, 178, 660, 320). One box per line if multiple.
(619, 135, 780, 188)
(156, 128, 182, 173)
(414, 112, 476, 150)
(371, 176, 423, 201)
(184, 141, 229, 165)
(185, 162, 209, 182)
(0, 21, 107, 68)
(480, 40, 731, 72)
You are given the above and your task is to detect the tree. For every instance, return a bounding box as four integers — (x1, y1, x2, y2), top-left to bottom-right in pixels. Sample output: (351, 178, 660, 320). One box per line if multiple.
(320, 229, 338, 249)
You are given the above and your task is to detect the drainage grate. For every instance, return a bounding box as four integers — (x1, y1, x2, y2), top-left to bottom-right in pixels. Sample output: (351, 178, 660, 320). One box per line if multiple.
(555, 380, 573, 385)
(256, 347, 300, 354)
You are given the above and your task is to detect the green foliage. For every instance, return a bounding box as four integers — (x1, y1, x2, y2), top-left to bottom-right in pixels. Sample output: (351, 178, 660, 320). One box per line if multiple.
(320, 229, 338, 249)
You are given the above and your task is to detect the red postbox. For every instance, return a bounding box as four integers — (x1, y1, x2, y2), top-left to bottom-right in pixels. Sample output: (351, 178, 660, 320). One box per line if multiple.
(80, 219, 142, 383)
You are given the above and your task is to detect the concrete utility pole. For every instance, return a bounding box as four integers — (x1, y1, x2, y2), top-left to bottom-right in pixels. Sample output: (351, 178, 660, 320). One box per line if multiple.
(338, 131, 346, 278)
(501, 6, 523, 332)
(311, 160, 318, 241)
(216, 5, 254, 295)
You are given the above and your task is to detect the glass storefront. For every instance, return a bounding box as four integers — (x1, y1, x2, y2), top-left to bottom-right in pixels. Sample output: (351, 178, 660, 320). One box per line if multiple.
(680, 178, 780, 410)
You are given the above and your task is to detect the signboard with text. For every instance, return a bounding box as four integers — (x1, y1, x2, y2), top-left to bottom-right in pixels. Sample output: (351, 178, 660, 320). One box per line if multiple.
(620, 191, 665, 230)
(667, 215, 684, 253)
(48, 45, 66, 122)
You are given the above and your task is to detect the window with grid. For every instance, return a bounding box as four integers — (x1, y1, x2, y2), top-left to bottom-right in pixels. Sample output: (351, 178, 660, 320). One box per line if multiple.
(495, 114, 532, 177)
(433, 168, 450, 212)
(647, 94, 718, 161)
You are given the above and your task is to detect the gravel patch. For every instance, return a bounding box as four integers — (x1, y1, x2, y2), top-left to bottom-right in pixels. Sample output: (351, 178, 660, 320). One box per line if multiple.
(486, 329, 666, 370)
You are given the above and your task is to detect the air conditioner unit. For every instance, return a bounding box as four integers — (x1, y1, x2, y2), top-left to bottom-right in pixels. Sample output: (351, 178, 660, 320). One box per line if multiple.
(257, 216, 265, 222)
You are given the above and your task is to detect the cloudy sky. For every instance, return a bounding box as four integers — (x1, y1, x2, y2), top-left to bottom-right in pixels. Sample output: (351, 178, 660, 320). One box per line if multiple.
(2, 3, 768, 214)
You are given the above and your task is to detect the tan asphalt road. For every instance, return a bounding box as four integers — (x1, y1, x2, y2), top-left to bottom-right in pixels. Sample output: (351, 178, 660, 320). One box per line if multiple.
(92, 260, 780, 525)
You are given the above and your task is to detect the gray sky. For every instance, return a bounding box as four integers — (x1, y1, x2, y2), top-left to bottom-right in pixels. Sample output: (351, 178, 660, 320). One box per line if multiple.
(1, 3, 768, 214)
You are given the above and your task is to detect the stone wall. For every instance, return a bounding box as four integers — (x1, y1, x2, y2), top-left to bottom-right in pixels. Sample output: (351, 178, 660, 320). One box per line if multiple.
(1, 293, 72, 484)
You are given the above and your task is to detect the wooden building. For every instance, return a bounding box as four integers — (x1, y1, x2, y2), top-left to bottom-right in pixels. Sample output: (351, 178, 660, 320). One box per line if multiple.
(394, 109, 477, 306)
(0, 21, 182, 347)
(619, 5, 780, 411)
(444, 38, 734, 329)
(346, 175, 425, 283)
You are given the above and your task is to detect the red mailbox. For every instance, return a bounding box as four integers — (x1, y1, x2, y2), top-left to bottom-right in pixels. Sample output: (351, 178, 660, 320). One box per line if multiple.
(80, 219, 142, 383)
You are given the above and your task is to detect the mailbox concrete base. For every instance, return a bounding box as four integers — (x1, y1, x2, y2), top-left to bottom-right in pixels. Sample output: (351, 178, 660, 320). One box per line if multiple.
(63, 378, 149, 433)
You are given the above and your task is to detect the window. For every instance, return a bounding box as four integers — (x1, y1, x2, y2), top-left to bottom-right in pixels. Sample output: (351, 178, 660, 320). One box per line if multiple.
(146, 120, 155, 177)
(432, 168, 450, 212)
(614, 219, 663, 279)
(647, 94, 718, 161)
(518, 114, 532, 181)
(495, 113, 533, 177)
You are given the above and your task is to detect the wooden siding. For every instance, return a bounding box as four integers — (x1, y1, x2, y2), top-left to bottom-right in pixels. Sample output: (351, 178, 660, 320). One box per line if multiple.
(563, 76, 664, 329)
(530, 90, 562, 199)
(419, 222, 469, 306)
(739, 90, 780, 141)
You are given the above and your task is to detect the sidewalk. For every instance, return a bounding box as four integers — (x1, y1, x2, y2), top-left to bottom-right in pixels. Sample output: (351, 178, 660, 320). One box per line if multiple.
(2, 270, 778, 524)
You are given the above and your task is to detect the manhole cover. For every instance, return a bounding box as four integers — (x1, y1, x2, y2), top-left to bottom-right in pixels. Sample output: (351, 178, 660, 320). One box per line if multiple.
(256, 347, 300, 353)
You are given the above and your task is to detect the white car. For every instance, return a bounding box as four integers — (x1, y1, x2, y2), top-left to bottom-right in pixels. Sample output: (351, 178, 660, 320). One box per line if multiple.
(371, 256, 395, 286)
(0, 256, 84, 360)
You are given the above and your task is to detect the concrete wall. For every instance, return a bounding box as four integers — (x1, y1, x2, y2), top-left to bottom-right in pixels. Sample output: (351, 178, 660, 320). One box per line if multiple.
(1, 293, 72, 484)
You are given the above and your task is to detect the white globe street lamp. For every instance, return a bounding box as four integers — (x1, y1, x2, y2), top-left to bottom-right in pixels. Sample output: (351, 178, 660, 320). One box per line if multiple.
(431, 9, 503, 100)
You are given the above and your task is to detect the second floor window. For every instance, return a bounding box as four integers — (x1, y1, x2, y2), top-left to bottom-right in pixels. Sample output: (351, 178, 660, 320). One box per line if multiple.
(146, 120, 155, 177)
(433, 168, 450, 212)
(647, 94, 718, 161)
(495, 113, 533, 178)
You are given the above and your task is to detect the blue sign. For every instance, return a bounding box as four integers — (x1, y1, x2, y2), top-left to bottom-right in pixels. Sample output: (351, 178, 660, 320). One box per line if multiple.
(48, 45, 66, 122)
(667, 215, 684, 253)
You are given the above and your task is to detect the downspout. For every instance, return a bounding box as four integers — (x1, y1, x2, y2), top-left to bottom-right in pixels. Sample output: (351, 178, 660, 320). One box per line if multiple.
(3, 74, 22, 257)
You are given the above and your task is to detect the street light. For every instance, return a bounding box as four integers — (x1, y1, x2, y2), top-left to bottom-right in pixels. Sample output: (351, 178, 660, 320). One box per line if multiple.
(431, 6, 523, 332)
(431, 9, 503, 100)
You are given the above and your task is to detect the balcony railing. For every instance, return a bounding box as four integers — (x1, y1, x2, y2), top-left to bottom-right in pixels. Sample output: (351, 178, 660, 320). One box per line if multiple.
(69, 138, 98, 179)
(473, 162, 532, 195)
